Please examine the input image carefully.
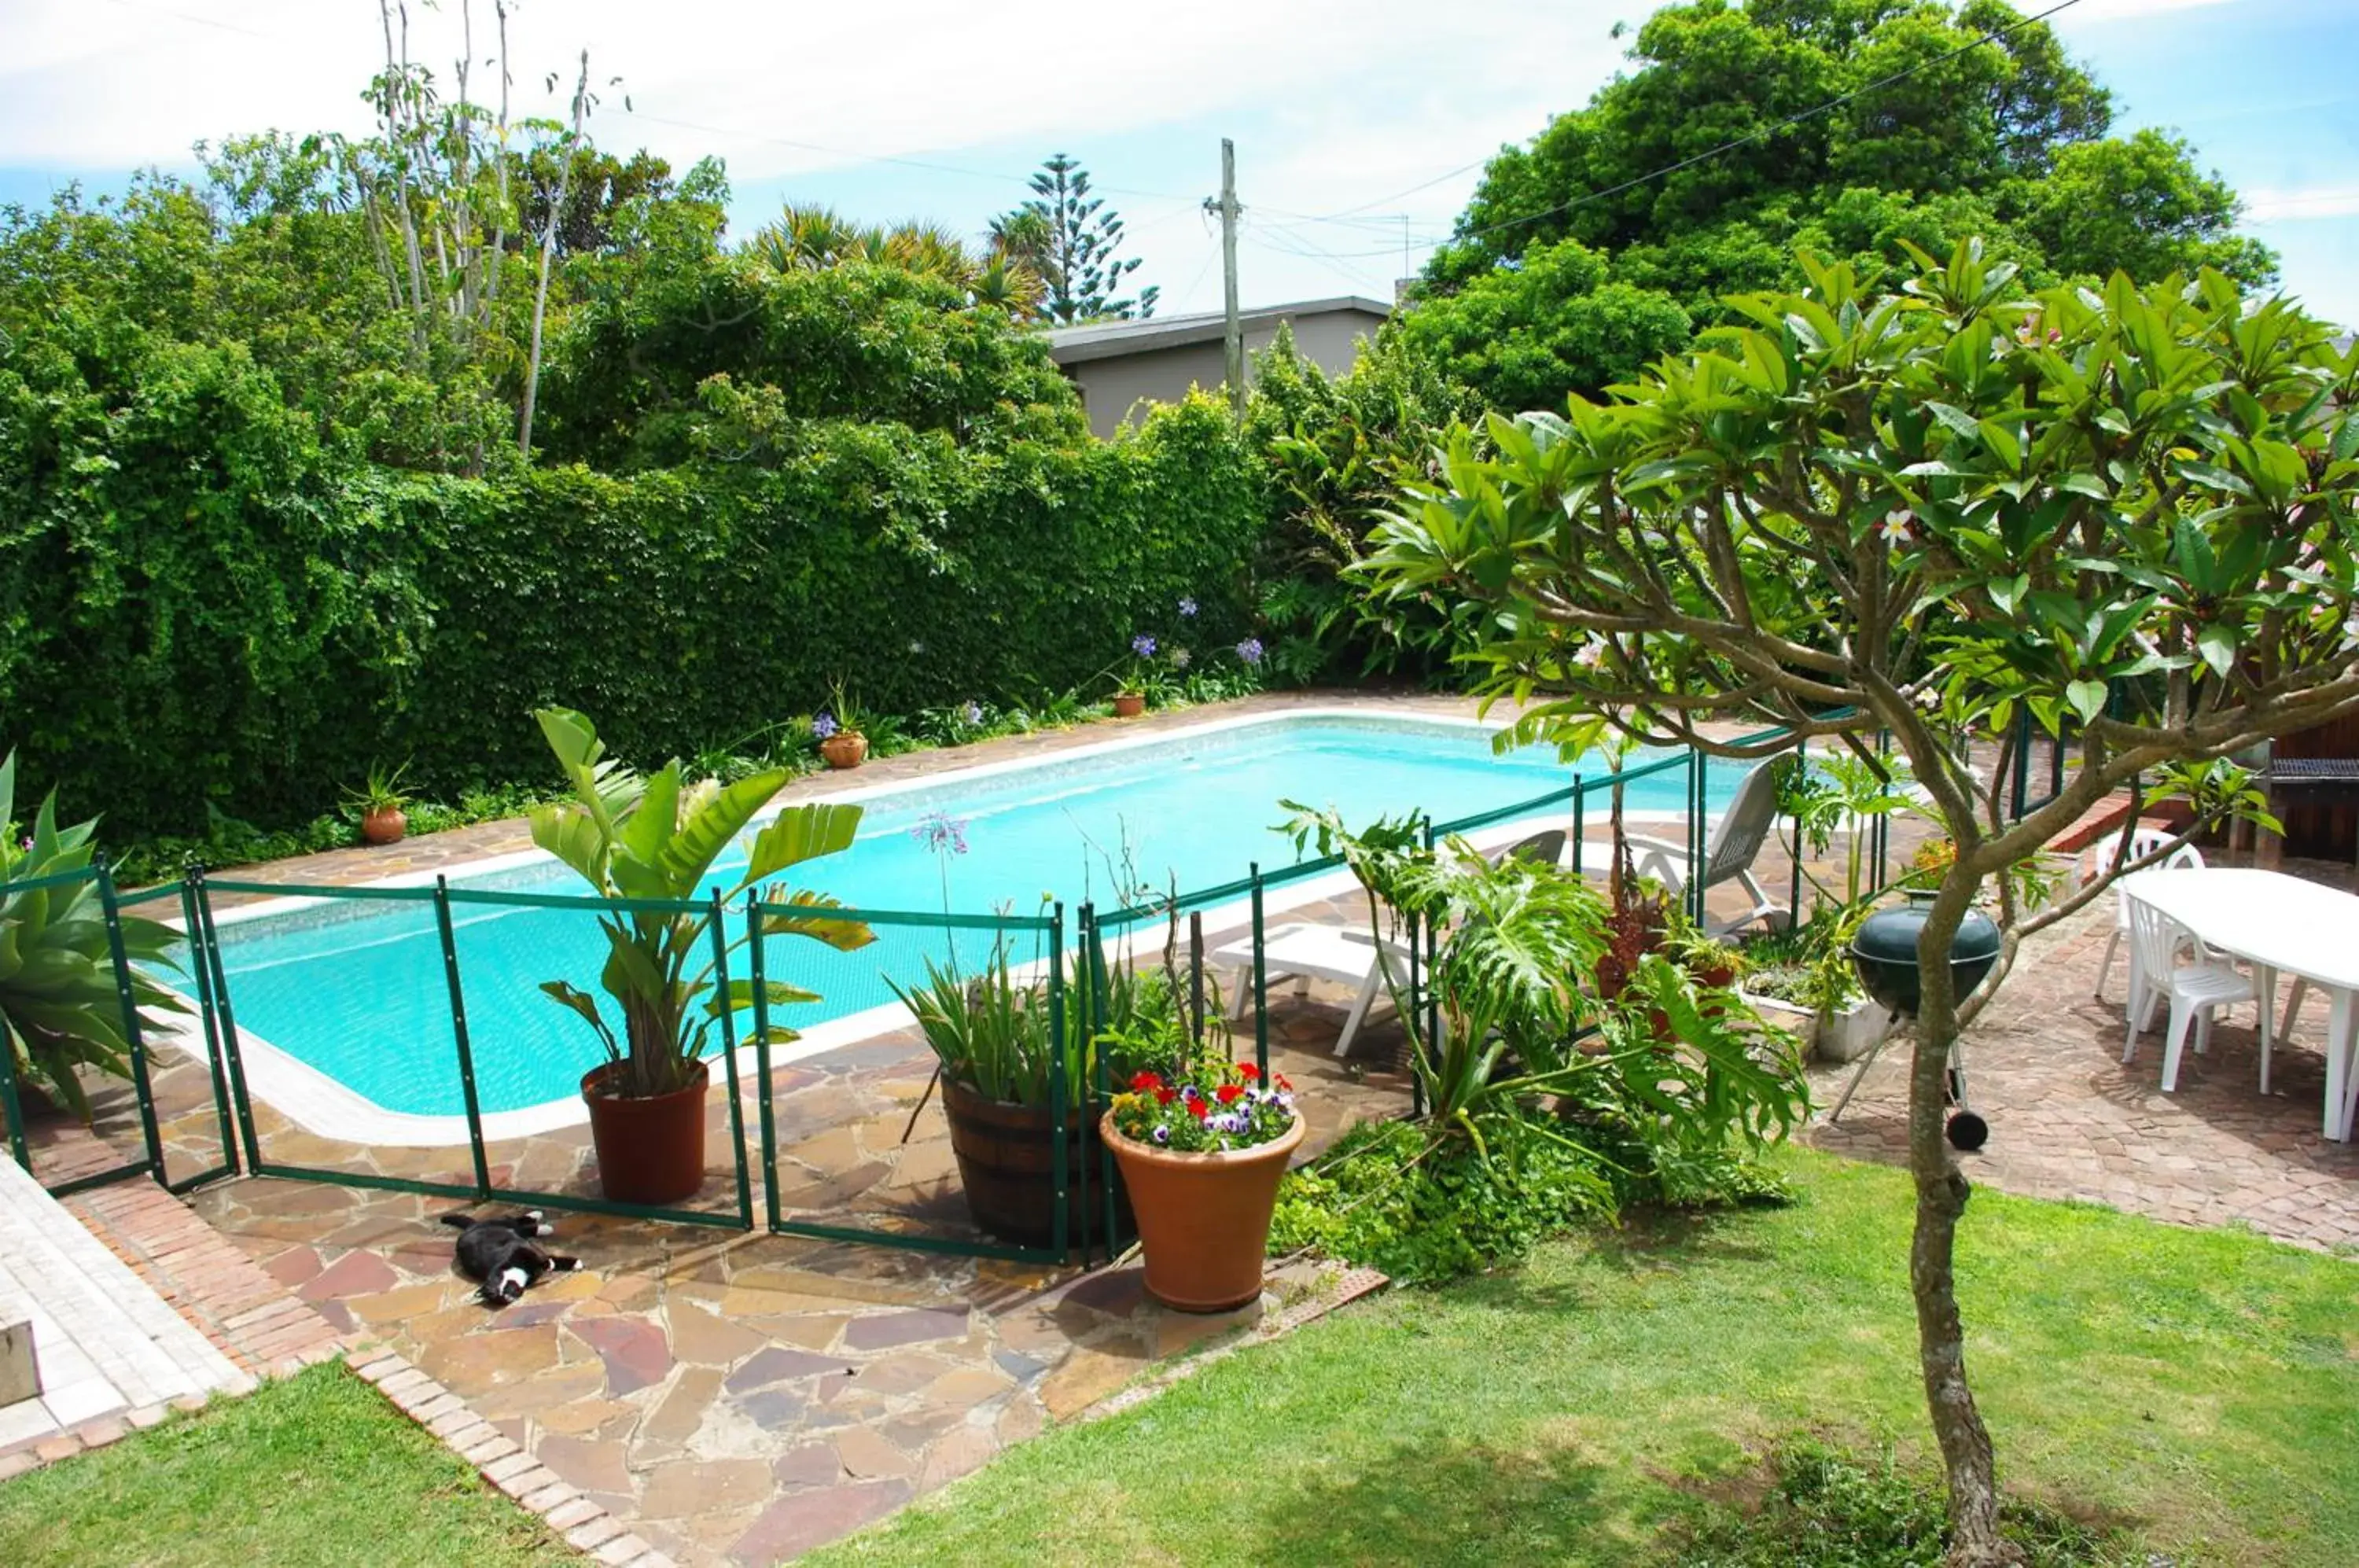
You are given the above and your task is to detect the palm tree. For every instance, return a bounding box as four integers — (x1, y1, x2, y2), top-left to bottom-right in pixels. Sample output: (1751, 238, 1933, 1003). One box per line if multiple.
(969, 254, 1047, 316)
(751, 202, 864, 271)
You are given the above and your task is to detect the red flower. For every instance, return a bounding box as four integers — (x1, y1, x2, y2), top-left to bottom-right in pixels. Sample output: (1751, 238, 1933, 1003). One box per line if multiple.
(1154, 1087, 1177, 1105)
(1236, 1063, 1260, 1081)
(1129, 1070, 1163, 1091)
(1215, 1084, 1244, 1104)
(1187, 1099, 1210, 1120)
(1275, 1074, 1294, 1091)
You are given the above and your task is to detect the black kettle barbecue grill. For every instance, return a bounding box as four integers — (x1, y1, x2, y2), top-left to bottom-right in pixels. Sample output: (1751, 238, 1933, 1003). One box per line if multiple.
(1827, 893, 2002, 1151)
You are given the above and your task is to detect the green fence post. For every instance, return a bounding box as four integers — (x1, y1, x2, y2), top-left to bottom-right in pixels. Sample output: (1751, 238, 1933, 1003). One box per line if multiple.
(432, 878, 493, 1199)
(191, 870, 264, 1176)
(1248, 865, 1269, 1077)
(708, 891, 755, 1231)
(1688, 748, 1708, 925)
(1570, 773, 1584, 876)
(747, 899, 783, 1233)
(96, 862, 168, 1183)
(1052, 907, 1076, 1263)
(178, 877, 242, 1176)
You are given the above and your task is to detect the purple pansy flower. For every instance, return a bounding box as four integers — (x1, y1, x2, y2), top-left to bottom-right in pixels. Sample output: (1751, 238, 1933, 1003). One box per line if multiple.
(1151, 1125, 1170, 1145)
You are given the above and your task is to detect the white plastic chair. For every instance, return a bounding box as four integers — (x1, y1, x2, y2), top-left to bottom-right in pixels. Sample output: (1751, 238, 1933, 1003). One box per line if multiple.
(1626, 760, 1787, 937)
(2092, 829, 2205, 998)
(2122, 897, 2254, 1092)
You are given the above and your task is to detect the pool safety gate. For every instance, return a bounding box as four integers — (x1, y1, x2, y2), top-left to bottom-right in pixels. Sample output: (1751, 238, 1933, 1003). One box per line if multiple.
(2, 724, 1888, 1262)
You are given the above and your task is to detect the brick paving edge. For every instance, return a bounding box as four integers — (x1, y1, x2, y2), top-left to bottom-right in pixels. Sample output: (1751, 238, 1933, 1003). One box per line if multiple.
(349, 1347, 674, 1566)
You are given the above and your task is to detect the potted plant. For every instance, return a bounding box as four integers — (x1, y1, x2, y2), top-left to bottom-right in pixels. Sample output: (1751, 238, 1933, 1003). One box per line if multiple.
(1739, 908, 1882, 1062)
(528, 708, 874, 1204)
(1103, 1056, 1303, 1312)
(0, 752, 188, 1118)
(1111, 634, 1160, 718)
(814, 681, 870, 769)
(344, 760, 413, 846)
(895, 943, 1189, 1248)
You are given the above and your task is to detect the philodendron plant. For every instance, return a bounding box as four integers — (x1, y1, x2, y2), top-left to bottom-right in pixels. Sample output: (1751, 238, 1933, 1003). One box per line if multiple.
(528, 709, 874, 1101)
(0, 752, 186, 1117)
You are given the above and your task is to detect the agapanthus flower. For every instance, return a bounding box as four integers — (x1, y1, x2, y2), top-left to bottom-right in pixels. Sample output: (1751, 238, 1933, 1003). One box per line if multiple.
(1177, 596, 1198, 618)
(1132, 633, 1157, 659)
(962, 700, 984, 726)
(812, 712, 839, 739)
(909, 811, 970, 856)
(1171, 648, 1192, 670)
(1235, 637, 1264, 666)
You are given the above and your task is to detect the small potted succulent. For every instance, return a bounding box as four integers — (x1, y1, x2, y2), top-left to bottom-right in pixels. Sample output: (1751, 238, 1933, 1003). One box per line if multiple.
(814, 680, 870, 770)
(1102, 1057, 1303, 1312)
(344, 760, 414, 846)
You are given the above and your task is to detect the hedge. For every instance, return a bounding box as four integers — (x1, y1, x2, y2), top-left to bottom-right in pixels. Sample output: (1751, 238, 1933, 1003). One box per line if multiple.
(0, 353, 1263, 837)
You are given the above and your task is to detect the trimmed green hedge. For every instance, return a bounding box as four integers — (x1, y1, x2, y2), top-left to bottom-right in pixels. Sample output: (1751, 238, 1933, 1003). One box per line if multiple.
(0, 357, 1261, 837)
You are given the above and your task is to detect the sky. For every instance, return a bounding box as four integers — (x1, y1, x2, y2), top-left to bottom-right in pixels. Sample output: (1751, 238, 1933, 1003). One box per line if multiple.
(0, 0, 2353, 326)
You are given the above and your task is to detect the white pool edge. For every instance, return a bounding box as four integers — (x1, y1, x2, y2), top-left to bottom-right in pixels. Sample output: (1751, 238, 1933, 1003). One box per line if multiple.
(164, 707, 1693, 1149)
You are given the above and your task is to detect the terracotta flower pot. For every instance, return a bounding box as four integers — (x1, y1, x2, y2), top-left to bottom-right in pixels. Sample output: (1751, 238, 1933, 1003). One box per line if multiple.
(942, 1078, 1133, 1249)
(1102, 1110, 1305, 1312)
(581, 1061, 709, 1205)
(1112, 692, 1146, 719)
(819, 731, 869, 770)
(360, 806, 407, 845)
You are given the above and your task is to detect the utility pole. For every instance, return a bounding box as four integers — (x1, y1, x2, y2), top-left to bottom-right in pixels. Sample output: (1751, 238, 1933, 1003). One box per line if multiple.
(1205, 138, 1244, 422)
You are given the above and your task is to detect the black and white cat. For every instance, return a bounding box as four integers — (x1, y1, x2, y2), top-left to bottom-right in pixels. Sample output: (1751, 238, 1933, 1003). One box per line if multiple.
(439, 1210, 583, 1308)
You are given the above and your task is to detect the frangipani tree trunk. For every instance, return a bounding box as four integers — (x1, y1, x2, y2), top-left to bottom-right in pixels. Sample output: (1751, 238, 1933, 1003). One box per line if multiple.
(1357, 242, 2359, 1564)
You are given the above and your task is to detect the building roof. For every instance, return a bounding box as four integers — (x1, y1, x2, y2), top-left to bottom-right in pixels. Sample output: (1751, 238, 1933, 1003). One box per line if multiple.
(1042, 295, 1392, 365)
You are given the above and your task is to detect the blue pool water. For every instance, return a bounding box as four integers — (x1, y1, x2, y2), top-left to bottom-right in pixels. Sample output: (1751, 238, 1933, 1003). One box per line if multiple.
(206, 716, 1722, 1117)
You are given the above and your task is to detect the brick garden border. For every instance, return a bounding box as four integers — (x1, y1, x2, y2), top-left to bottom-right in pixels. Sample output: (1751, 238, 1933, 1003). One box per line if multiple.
(350, 1346, 674, 1566)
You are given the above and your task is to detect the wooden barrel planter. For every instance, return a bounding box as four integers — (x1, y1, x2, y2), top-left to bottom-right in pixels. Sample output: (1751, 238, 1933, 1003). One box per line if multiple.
(942, 1078, 1133, 1249)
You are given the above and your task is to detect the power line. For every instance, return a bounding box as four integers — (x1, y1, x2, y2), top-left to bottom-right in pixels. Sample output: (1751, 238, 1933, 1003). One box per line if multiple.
(1294, 0, 2090, 260)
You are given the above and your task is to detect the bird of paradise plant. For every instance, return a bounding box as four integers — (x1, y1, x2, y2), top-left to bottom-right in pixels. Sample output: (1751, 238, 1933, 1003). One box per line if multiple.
(528, 709, 874, 1101)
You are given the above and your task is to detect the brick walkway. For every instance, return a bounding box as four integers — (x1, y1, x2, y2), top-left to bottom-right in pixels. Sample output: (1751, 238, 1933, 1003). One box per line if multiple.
(1806, 859, 2359, 1254)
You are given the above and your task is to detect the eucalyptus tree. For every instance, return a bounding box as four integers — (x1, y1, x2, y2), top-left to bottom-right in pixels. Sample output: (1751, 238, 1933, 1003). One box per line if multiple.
(1357, 242, 2359, 1564)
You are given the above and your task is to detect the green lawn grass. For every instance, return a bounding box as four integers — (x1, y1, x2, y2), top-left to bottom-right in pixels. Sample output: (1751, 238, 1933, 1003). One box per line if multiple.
(0, 1362, 572, 1567)
(808, 1147, 2359, 1567)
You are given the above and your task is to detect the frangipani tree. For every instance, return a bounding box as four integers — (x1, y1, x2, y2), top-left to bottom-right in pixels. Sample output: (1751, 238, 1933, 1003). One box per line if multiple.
(1359, 243, 2359, 1565)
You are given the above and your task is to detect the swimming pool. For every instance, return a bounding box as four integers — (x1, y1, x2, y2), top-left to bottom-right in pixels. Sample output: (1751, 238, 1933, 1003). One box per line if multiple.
(197, 712, 1724, 1137)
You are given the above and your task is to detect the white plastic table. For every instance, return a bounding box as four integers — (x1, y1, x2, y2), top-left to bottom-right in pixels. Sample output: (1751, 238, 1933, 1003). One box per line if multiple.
(2119, 867, 2359, 1140)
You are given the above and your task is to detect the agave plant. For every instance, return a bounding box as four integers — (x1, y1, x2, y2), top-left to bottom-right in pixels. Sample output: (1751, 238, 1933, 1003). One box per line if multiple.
(0, 753, 186, 1119)
(528, 709, 875, 1100)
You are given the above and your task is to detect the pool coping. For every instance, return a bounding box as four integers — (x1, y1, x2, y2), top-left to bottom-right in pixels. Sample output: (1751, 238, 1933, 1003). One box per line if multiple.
(158, 705, 1689, 1148)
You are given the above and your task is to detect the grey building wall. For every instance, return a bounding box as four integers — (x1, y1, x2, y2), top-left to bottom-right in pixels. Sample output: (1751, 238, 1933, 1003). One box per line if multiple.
(1064, 309, 1383, 438)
